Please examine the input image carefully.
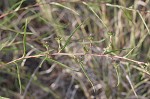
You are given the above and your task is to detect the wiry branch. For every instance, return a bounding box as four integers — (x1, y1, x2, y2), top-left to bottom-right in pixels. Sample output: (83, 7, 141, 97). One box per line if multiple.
(0, 52, 146, 67)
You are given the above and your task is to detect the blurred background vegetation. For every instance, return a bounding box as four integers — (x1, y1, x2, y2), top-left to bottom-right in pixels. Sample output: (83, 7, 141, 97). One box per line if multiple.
(0, 0, 150, 99)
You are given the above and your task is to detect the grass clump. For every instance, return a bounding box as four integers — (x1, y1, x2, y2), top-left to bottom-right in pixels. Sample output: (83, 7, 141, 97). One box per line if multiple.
(0, 0, 150, 99)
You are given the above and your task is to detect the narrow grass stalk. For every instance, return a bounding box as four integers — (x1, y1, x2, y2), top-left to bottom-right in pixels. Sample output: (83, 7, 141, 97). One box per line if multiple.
(121, 64, 138, 98)
(59, 18, 89, 52)
(125, 78, 149, 99)
(137, 11, 150, 35)
(126, 75, 138, 98)
(83, 2, 108, 30)
(50, 2, 79, 15)
(114, 63, 120, 86)
(14, 62, 22, 94)
(76, 58, 95, 92)
(23, 19, 28, 57)
(14, 0, 25, 11)
(47, 58, 78, 71)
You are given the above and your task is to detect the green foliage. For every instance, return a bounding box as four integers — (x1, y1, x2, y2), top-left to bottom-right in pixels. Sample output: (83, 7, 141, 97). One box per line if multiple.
(0, 0, 149, 99)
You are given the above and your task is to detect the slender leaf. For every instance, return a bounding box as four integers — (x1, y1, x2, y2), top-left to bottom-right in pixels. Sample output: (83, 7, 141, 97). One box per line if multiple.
(59, 18, 88, 52)
(14, 62, 22, 94)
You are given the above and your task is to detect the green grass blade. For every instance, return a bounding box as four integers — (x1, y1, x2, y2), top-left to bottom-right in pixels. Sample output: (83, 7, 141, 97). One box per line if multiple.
(39, 57, 47, 68)
(47, 58, 78, 72)
(124, 47, 136, 57)
(77, 59, 95, 92)
(59, 18, 88, 52)
(79, 39, 105, 44)
(14, 62, 22, 94)
(104, 48, 133, 54)
(23, 19, 28, 57)
(114, 63, 120, 86)
(0, 0, 25, 26)
(14, 0, 25, 11)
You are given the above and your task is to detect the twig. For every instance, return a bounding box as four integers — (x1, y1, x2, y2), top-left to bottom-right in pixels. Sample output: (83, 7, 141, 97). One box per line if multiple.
(0, 52, 146, 68)
(0, 54, 44, 67)
(51, 53, 146, 66)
